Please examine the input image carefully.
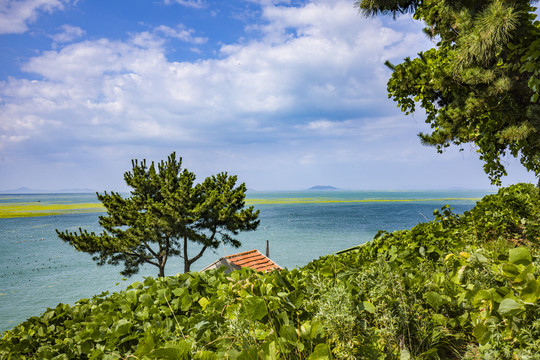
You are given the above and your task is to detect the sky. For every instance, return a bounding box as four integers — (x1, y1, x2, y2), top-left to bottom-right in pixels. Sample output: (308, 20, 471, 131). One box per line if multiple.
(0, 0, 537, 192)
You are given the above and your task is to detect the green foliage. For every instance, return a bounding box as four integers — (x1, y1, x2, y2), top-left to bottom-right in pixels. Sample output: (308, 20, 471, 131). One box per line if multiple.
(356, 0, 540, 185)
(3, 183, 540, 359)
(57, 153, 259, 277)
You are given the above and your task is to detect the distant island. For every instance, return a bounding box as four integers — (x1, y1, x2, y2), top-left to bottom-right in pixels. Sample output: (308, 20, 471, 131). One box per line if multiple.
(307, 185, 338, 190)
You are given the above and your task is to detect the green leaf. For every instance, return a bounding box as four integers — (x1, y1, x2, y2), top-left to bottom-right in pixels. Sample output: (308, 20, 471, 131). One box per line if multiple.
(180, 294, 192, 312)
(198, 297, 210, 310)
(359, 301, 375, 314)
(473, 290, 493, 307)
(133, 332, 156, 357)
(237, 348, 259, 360)
(288, 289, 305, 308)
(509, 247, 532, 266)
(112, 319, 132, 337)
(308, 343, 332, 360)
(194, 351, 218, 360)
(400, 349, 411, 360)
(243, 297, 268, 321)
(320, 265, 333, 277)
(139, 293, 153, 306)
(497, 298, 524, 317)
(501, 263, 521, 279)
(473, 323, 491, 345)
(425, 291, 444, 309)
(521, 279, 540, 303)
(431, 313, 446, 325)
(279, 324, 298, 343)
(148, 342, 191, 360)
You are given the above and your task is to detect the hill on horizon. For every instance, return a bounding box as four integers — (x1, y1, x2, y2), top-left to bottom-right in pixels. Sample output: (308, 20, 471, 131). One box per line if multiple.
(307, 185, 338, 190)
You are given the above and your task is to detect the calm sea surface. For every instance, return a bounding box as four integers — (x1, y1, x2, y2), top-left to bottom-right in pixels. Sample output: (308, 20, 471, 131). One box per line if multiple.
(0, 190, 491, 332)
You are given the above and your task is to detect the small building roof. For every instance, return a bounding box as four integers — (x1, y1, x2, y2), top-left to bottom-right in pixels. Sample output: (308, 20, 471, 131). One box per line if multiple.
(202, 249, 282, 273)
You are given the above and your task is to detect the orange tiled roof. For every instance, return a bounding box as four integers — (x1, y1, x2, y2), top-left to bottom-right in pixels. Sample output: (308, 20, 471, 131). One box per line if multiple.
(226, 249, 282, 272)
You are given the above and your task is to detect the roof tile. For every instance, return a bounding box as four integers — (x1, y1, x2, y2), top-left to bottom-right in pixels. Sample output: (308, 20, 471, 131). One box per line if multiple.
(226, 249, 281, 272)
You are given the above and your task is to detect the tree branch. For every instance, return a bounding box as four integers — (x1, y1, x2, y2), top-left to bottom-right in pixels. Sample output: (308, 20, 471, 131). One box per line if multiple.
(187, 245, 208, 267)
(129, 251, 160, 268)
(141, 238, 158, 258)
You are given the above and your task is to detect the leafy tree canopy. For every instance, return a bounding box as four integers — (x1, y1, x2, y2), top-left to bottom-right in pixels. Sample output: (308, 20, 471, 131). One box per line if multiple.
(357, 0, 540, 185)
(57, 152, 260, 277)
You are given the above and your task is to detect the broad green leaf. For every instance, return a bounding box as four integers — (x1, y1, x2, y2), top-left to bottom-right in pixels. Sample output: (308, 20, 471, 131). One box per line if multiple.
(320, 265, 334, 277)
(288, 290, 305, 308)
(139, 293, 152, 306)
(279, 324, 298, 343)
(497, 298, 524, 317)
(237, 348, 259, 360)
(243, 297, 268, 321)
(133, 332, 155, 357)
(309, 321, 325, 340)
(359, 301, 375, 314)
(113, 319, 131, 337)
(472, 323, 491, 345)
(180, 294, 192, 312)
(521, 279, 540, 303)
(198, 297, 210, 310)
(173, 287, 186, 297)
(431, 313, 446, 325)
(473, 290, 492, 307)
(509, 247, 532, 266)
(125, 290, 137, 303)
(501, 263, 520, 279)
(515, 264, 535, 283)
(400, 349, 411, 360)
(425, 291, 444, 309)
(261, 341, 277, 360)
(308, 343, 332, 360)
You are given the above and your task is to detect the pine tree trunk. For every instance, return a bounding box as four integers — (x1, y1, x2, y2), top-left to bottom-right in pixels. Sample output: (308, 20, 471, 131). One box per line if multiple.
(158, 266, 165, 277)
(184, 236, 190, 273)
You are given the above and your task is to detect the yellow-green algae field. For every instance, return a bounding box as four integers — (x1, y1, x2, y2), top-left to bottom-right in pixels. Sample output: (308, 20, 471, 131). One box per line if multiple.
(0, 201, 104, 218)
(0, 195, 483, 218)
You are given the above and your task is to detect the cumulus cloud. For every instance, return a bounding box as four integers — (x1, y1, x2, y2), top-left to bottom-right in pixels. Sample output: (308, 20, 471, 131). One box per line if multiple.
(155, 25, 207, 44)
(0, 0, 70, 34)
(50, 24, 85, 45)
(1, 0, 450, 189)
(163, 0, 206, 9)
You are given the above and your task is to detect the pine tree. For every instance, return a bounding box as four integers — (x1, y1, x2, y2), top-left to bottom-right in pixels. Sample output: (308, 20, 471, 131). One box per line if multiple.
(357, 0, 540, 185)
(57, 153, 260, 276)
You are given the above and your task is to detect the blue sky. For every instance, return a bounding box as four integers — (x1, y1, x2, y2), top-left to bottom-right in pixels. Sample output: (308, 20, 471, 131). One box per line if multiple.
(0, 0, 537, 191)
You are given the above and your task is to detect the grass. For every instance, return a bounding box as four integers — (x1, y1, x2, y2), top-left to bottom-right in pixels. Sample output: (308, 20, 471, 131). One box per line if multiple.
(0, 202, 105, 218)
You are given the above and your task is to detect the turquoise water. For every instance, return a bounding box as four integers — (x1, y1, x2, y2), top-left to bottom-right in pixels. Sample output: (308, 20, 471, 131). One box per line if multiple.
(0, 190, 491, 332)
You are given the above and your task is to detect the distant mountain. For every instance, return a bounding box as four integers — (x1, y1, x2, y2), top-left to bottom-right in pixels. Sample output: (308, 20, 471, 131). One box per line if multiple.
(0, 187, 95, 194)
(307, 185, 339, 190)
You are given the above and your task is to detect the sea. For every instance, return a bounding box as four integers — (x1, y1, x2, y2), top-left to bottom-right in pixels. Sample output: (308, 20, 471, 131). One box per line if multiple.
(0, 189, 492, 333)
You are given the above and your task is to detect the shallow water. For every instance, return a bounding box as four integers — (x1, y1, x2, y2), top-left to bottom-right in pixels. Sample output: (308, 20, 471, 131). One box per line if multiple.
(0, 190, 490, 332)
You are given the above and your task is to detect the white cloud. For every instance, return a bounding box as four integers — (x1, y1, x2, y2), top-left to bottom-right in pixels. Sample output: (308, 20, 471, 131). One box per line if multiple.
(155, 25, 207, 44)
(163, 0, 206, 9)
(0, 0, 71, 34)
(50, 24, 85, 45)
(5, 0, 492, 190)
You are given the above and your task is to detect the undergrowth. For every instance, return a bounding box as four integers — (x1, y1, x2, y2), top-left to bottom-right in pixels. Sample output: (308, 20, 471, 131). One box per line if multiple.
(1, 183, 540, 359)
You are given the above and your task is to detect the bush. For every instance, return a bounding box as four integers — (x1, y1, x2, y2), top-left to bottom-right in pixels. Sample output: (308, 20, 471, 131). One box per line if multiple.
(2, 183, 540, 359)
